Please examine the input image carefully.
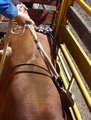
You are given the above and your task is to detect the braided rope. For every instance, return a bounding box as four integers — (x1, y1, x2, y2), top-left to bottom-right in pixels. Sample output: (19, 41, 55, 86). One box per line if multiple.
(11, 26, 25, 35)
(51, 0, 61, 30)
(27, 24, 59, 79)
(0, 19, 13, 75)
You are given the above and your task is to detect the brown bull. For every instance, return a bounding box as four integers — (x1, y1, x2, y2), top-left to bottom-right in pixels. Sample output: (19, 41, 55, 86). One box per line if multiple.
(0, 25, 68, 120)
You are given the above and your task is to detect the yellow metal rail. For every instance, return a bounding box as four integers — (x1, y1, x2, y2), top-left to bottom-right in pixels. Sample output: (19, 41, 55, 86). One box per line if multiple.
(55, 0, 91, 119)
(76, 0, 91, 16)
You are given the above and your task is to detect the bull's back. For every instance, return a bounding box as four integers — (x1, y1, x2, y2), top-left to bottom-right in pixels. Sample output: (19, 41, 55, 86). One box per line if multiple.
(0, 27, 64, 120)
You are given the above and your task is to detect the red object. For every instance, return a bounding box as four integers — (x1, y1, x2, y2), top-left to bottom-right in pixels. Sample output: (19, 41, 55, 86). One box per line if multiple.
(28, 9, 55, 25)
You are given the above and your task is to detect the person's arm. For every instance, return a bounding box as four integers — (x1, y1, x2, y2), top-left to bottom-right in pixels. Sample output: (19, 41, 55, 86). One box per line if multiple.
(0, 0, 34, 26)
(0, 0, 18, 18)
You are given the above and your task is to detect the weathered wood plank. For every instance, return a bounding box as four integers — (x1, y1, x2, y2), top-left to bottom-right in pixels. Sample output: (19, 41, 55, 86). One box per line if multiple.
(20, 0, 57, 6)
(66, 6, 91, 53)
(61, 27, 91, 89)
(0, 22, 8, 32)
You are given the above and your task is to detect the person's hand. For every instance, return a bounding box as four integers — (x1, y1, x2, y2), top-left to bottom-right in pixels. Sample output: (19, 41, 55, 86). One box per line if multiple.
(16, 3, 28, 12)
(12, 1, 34, 26)
(14, 11, 34, 26)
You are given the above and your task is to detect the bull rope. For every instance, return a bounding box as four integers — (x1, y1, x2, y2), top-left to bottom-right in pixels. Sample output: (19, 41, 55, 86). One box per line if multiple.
(11, 26, 25, 35)
(0, 19, 12, 75)
(27, 24, 60, 80)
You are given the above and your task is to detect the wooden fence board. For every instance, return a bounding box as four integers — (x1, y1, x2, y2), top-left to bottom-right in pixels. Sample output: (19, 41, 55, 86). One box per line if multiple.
(67, 6, 91, 53)
(62, 27, 91, 89)
(20, 0, 57, 6)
